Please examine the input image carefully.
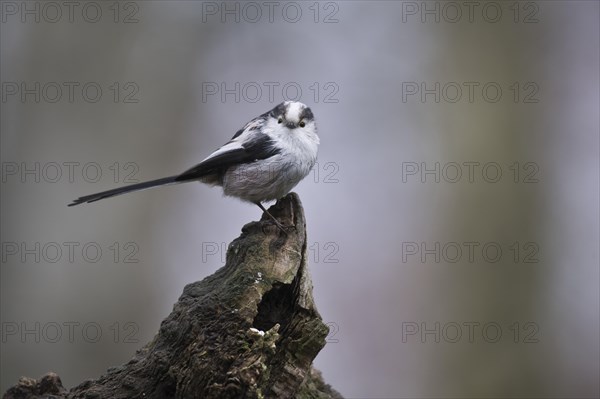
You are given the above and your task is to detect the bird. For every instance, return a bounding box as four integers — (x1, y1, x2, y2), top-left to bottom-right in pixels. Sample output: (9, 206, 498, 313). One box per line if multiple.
(69, 101, 320, 232)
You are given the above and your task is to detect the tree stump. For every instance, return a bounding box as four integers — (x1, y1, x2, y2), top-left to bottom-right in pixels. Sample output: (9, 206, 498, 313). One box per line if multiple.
(3, 193, 342, 399)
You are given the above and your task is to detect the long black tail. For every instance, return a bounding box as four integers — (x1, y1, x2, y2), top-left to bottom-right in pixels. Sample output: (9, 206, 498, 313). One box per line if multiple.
(68, 176, 180, 206)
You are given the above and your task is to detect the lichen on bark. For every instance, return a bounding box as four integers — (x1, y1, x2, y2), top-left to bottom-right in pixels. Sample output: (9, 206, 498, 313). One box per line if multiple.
(3, 193, 342, 399)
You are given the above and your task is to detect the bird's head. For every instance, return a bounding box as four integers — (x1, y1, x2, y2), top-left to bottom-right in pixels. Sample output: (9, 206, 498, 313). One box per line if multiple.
(269, 101, 315, 131)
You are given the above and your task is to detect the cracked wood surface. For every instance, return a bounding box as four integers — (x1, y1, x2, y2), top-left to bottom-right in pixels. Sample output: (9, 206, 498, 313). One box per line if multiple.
(3, 193, 342, 399)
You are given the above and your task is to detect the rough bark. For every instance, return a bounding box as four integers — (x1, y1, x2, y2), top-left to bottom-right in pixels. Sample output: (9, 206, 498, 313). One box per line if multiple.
(3, 193, 342, 399)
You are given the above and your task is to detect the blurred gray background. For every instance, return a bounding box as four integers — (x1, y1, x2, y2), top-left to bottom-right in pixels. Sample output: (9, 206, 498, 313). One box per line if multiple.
(1, 1, 598, 398)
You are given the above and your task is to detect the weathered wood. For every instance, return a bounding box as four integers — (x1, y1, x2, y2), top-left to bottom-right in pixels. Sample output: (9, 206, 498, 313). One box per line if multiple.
(3, 193, 341, 399)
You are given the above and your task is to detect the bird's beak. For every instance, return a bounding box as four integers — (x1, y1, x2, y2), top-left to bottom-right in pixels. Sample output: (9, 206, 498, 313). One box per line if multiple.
(285, 122, 297, 129)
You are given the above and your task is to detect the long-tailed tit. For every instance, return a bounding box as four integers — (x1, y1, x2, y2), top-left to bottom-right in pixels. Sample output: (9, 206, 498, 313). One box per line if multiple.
(69, 101, 319, 231)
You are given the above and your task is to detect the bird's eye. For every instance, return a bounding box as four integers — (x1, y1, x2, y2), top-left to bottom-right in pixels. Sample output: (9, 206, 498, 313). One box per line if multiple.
(278, 117, 283, 124)
(299, 120, 306, 128)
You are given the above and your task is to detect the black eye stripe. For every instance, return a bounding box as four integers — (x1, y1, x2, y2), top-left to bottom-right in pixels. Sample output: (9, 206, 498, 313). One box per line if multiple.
(299, 107, 314, 121)
(264, 102, 313, 123)
(269, 103, 287, 119)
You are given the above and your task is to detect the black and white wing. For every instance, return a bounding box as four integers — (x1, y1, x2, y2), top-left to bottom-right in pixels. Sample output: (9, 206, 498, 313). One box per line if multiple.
(69, 117, 280, 206)
(175, 119, 280, 183)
